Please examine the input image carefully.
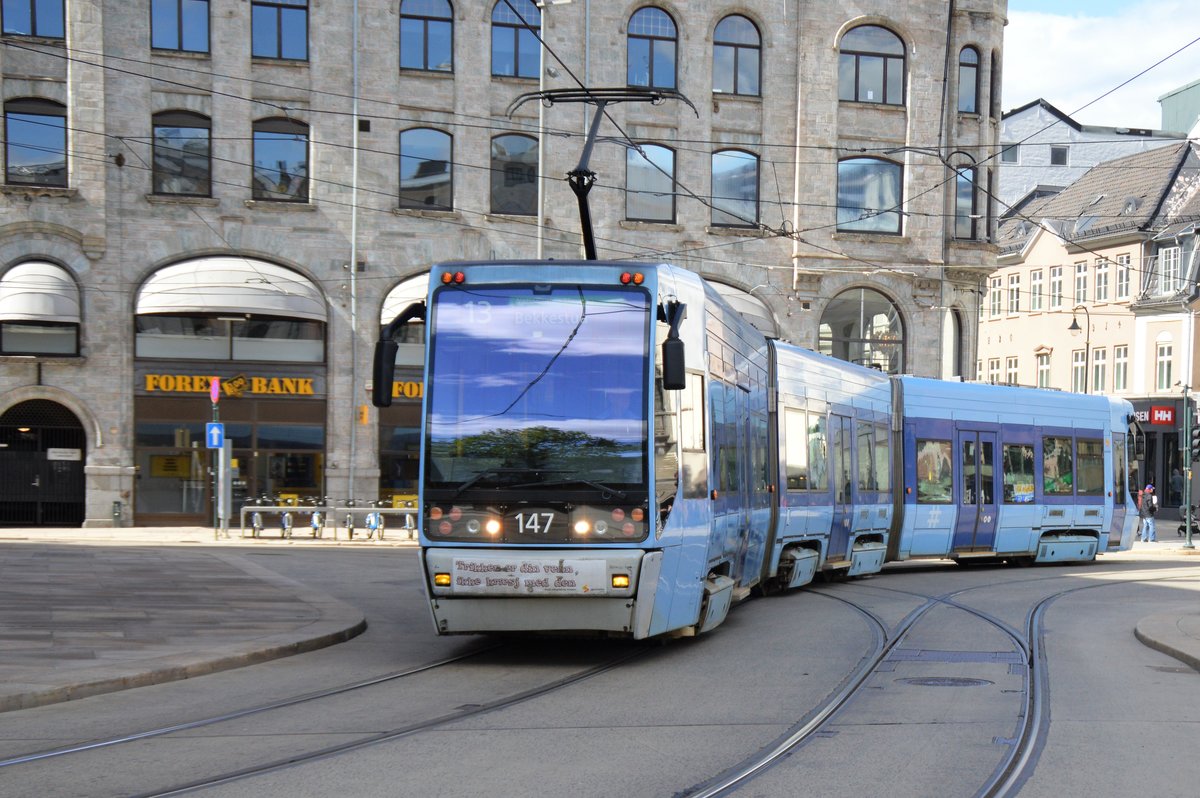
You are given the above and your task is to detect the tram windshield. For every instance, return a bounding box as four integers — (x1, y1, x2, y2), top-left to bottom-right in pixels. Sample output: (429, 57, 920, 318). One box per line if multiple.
(425, 285, 651, 496)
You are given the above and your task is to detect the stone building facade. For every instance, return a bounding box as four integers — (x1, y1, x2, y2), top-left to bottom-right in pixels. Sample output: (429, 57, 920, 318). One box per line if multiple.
(0, 0, 1003, 526)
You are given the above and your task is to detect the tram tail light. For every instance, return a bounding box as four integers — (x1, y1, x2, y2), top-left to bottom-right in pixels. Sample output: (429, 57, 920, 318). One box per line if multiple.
(434, 573, 452, 587)
(612, 574, 631, 589)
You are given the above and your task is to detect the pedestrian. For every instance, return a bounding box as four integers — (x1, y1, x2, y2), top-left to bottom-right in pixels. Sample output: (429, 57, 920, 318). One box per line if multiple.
(1171, 468, 1185, 506)
(1139, 483, 1159, 542)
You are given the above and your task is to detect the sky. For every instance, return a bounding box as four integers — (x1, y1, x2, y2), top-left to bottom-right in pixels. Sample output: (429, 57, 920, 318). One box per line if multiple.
(1003, 1, 1200, 130)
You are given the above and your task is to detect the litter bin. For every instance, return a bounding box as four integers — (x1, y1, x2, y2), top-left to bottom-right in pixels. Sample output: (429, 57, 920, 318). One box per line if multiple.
(112, 500, 123, 527)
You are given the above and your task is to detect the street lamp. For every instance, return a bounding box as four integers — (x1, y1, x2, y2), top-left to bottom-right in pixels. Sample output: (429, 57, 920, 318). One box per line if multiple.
(1068, 304, 1091, 393)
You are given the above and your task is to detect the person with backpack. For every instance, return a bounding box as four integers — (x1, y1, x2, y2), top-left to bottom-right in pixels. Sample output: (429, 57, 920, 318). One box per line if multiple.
(1139, 483, 1159, 542)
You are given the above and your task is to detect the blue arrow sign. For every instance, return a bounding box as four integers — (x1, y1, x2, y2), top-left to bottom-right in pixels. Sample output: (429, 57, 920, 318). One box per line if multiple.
(206, 422, 225, 449)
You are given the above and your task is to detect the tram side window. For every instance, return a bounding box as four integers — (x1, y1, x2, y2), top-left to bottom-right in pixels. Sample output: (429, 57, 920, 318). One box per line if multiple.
(856, 420, 876, 490)
(784, 408, 808, 489)
(873, 422, 890, 495)
(916, 438, 952, 503)
(652, 368, 679, 511)
(807, 411, 829, 492)
(679, 373, 708, 500)
(1002, 443, 1035, 503)
(1043, 436, 1074, 494)
(1076, 438, 1104, 495)
(1113, 433, 1128, 503)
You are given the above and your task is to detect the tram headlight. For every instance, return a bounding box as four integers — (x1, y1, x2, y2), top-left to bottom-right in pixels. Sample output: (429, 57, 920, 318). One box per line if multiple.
(573, 519, 591, 535)
(594, 519, 608, 535)
(485, 518, 501, 535)
(466, 519, 481, 534)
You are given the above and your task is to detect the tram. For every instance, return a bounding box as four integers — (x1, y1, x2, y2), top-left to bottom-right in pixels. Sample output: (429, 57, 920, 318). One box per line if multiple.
(373, 260, 1140, 639)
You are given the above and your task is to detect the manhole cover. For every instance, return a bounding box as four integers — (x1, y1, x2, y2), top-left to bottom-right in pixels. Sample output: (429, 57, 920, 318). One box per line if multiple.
(897, 677, 994, 687)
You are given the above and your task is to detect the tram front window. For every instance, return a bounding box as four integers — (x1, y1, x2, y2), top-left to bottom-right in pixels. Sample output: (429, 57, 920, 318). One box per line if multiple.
(425, 285, 651, 497)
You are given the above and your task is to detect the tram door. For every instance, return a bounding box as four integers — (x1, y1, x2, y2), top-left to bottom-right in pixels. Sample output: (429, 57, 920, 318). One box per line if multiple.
(953, 427, 998, 551)
(829, 415, 854, 561)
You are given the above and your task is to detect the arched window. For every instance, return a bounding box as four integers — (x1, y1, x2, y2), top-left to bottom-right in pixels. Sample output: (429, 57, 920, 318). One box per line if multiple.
(399, 128, 452, 210)
(711, 149, 759, 227)
(626, 143, 675, 223)
(491, 0, 540, 78)
(954, 165, 978, 239)
(837, 25, 905, 105)
(627, 7, 676, 89)
(713, 15, 760, 96)
(490, 134, 537, 215)
(400, 0, 453, 72)
(837, 157, 902, 234)
(0, 261, 80, 355)
(252, 118, 309, 202)
(4, 98, 67, 187)
(818, 288, 905, 374)
(958, 46, 979, 113)
(152, 111, 212, 197)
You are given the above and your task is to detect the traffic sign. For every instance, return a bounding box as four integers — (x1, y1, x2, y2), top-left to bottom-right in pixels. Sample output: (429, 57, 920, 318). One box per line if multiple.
(205, 422, 225, 449)
(210, 376, 221, 404)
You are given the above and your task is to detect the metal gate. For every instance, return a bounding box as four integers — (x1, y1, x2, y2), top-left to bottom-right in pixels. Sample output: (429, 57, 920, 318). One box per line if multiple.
(0, 400, 85, 526)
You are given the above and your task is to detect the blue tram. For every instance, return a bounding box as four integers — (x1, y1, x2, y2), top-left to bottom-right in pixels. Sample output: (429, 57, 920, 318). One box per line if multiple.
(373, 260, 1139, 639)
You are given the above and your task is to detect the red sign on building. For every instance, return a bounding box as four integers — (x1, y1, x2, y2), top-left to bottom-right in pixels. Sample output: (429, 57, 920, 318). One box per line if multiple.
(1150, 405, 1175, 425)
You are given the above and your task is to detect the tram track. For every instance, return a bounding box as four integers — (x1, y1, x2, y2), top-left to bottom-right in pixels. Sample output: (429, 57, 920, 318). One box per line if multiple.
(681, 566, 1200, 798)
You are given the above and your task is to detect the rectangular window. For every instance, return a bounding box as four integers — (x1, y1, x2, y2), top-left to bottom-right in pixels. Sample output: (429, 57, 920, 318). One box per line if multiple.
(251, 0, 307, 60)
(4, 100, 67, 187)
(856, 421, 877, 491)
(1095, 259, 1109, 302)
(1036, 353, 1050, 388)
(152, 0, 209, 52)
(1157, 343, 1173, 391)
(873, 422, 890, 496)
(679, 374, 707, 500)
(1116, 254, 1131, 299)
(1114, 345, 1128, 391)
(2, 0, 64, 37)
(1050, 145, 1069, 166)
(954, 167, 977, 239)
(1002, 443, 1035, 503)
(1077, 438, 1105, 495)
(1072, 350, 1086, 393)
(1049, 267, 1063, 309)
(807, 412, 828, 492)
(783, 408, 809, 490)
(989, 277, 1002, 317)
(1160, 246, 1182, 294)
(1092, 348, 1106, 394)
(1006, 356, 1019, 385)
(916, 439, 952, 503)
(1007, 274, 1020, 314)
(1000, 143, 1019, 163)
(987, 358, 1000, 383)
(975, 360, 982, 381)
(1030, 269, 1043, 312)
(1043, 436, 1074, 494)
(1074, 262, 1088, 304)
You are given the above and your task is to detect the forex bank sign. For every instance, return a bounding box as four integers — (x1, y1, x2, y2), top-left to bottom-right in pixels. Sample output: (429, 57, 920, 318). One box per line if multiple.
(1134, 406, 1175, 425)
(137, 370, 325, 399)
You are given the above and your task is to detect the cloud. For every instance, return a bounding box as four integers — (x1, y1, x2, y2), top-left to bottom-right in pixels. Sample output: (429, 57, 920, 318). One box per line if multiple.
(1003, 2, 1200, 129)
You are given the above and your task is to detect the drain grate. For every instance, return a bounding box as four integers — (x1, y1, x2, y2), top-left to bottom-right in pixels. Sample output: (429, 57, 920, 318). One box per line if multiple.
(896, 676, 994, 687)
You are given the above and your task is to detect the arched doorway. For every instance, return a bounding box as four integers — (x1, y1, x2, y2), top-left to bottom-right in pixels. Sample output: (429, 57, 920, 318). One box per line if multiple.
(0, 399, 86, 525)
(818, 287, 905, 373)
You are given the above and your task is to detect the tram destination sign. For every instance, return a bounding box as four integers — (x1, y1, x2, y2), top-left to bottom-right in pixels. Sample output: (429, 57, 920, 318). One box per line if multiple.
(450, 557, 608, 595)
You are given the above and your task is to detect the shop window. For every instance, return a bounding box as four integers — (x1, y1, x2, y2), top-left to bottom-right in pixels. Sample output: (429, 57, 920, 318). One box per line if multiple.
(136, 315, 325, 362)
(0, 320, 77, 355)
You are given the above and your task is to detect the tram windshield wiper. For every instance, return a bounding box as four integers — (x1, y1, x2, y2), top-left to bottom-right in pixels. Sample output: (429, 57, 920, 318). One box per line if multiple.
(509, 477, 628, 500)
(448, 468, 535, 499)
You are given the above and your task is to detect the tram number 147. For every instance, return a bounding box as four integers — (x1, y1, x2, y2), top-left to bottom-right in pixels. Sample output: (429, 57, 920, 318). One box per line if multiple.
(515, 512, 555, 535)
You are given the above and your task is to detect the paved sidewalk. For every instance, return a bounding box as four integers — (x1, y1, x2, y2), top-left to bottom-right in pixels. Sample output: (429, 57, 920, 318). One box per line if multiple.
(0, 526, 388, 713)
(0, 528, 1197, 715)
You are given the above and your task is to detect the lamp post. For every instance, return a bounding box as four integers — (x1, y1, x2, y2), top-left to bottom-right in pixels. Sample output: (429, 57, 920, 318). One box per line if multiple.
(1068, 304, 1091, 393)
(1183, 384, 1194, 550)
